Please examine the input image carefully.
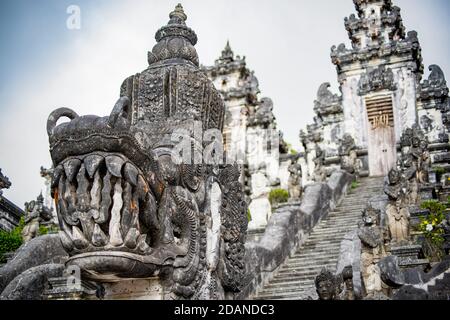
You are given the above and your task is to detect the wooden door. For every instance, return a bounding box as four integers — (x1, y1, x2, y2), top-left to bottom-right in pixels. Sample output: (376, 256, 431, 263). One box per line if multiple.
(366, 95, 397, 177)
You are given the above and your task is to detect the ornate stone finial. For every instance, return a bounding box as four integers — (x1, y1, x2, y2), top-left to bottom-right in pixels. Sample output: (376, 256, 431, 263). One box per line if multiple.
(169, 3, 187, 24)
(428, 65, 446, 85)
(220, 40, 234, 61)
(151, 4, 199, 65)
(248, 97, 275, 127)
(353, 0, 394, 16)
(418, 64, 449, 102)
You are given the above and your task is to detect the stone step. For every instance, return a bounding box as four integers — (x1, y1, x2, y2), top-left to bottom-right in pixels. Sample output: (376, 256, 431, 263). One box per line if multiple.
(308, 231, 355, 238)
(295, 242, 341, 249)
(343, 190, 383, 195)
(307, 232, 348, 238)
(338, 203, 374, 208)
(312, 225, 357, 231)
(253, 177, 384, 300)
(297, 240, 343, 247)
(260, 282, 314, 289)
(278, 263, 335, 273)
(321, 216, 361, 221)
(260, 280, 316, 290)
(316, 217, 360, 223)
(342, 193, 382, 198)
(296, 242, 342, 250)
(312, 221, 356, 228)
(285, 257, 338, 266)
(274, 269, 331, 278)
(256, 291, 314, 300)
(280, 258, 336, 266)
(312, 223, 359, 229)
(315, 219, 360, 225)
(264, 277, 315, 287)
(318, 215, 362, 221)
(292, 249, 340, 257)
(332, 206, 370, 211)
(306, 234, 348, 241)
(292, 247, 339, 254)
(281, 256, 338, 265)
(307, 232, 349, 237)
(259, 287, 315, 296)
(283, 256, 338, 265)
(314, 220, 360, 226)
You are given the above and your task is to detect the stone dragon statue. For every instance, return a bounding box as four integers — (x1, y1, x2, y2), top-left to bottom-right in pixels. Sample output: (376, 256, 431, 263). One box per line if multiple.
(46, 4, 247, 300)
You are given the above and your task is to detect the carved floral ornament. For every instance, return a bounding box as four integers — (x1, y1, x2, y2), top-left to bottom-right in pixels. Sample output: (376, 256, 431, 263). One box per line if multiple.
(46, 4, 248, 300)
(358, 65, 397, 96)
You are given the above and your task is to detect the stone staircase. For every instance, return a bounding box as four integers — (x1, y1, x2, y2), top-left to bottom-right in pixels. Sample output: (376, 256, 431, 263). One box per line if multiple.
(253, 177, 384, 300)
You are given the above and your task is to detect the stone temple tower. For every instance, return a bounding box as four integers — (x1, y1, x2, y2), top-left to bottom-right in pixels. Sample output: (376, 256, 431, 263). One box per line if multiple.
(204, 43, 290, 232)
(301, 0, 449, 179)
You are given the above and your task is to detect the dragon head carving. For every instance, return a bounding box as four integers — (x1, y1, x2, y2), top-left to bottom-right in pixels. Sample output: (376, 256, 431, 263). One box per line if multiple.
(47, 4, 247, 299)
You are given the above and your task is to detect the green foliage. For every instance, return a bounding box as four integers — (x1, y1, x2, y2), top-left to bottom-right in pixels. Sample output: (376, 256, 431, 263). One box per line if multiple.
(0, 217, 24, 264)
(351, 181, 360, 190)
(433, 166, 446, 182)
(247, 209, 252, 222)
(433, 167, 446, 175)
(39, 225, 49, 236)
(418, 200, 447, 261)
(269, 189, 289, 205)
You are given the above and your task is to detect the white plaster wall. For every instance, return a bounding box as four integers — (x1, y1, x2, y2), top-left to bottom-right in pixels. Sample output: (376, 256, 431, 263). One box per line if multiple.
(393, 66, 418, 141)
(211, 71, 241, 93)
(341, 74, 368, 148)
(321, 122, 344, 157)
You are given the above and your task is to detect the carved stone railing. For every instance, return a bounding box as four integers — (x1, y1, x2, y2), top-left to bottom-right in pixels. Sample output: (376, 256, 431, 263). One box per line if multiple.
(239, 170, 354, 299)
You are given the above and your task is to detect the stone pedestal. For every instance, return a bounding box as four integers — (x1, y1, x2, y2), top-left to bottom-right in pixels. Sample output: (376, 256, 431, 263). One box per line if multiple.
(419, 185, 435, 202)
(438, 186, 450, 203)
(390, 244, 429, 269)
(444, 234, 450, 256)
(44, 277, 99, 300)
(409, 208, 430, 229)
(45, 276, 164, 300)
(102, 278, 164, 300)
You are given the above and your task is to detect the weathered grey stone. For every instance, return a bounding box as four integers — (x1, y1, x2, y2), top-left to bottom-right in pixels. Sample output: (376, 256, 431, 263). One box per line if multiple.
(300, 183, 333, 229)
(0, 234, 67, 293)
(327, 170, 354, 208)
(45, 5, 248, 300)
(241, 174, 354, 298)
(0, 264, 64, 300)
(378, 255, 406, 287)
(0, 168, 24, 232)
(336, 230, 363, 299)
(257, 209, 299, 272)
(380, 255, 450, 296)
(392, 285, 429, 300)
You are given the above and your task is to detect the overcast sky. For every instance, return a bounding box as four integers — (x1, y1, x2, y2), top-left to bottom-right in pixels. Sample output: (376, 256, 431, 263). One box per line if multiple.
(1, 0, 449, 206)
